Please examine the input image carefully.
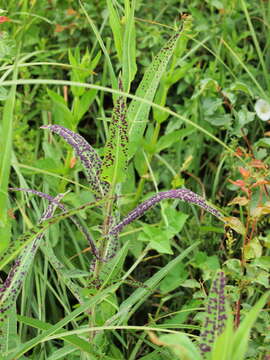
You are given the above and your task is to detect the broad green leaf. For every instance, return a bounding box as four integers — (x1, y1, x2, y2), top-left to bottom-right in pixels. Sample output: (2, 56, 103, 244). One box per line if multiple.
(127, 31, 180, 158)
(73, 88, 98, 124)
(101, 79, 128, 185)
(158, 333, 202, 360)
(47, 89, 74, 128)
(138, 225, 173, 255)
(122, 0, 137, 92)
(163, 208, 189, 235)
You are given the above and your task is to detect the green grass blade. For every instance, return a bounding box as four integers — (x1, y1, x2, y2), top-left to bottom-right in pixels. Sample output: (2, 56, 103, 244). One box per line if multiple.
(240, 0, 270, 91)
(7, 284, 118, 359)
(210, 310, 234, 360)
(41, 241, 83, 302)
(100, 240, 130, 289)
(107, 0, 123, 60)
(0, 78, 17, 253)
(0, 194, 65, 353)
(101, 78, 128, 185)
(122, 0, 137, 92)
(79, 0, 118, 91)
(0, 79, 234, 153)
(17, 315, 98, 357)
(0, 197, 101, 270)
(231, 291, 270, 360)
(1, 304, 19, 355)
(114, 241, 199, 323)
(127, 31, 180, 159)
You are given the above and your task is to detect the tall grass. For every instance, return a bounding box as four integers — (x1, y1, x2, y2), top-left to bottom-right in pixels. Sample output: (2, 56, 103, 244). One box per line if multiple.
(0, 1, 269, 359)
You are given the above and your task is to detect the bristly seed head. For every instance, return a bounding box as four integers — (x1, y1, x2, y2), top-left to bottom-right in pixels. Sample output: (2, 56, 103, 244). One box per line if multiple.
(109, 188, 223, 236)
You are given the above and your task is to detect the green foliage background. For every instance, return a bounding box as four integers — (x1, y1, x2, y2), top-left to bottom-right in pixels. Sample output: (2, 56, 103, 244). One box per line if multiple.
(0, 0, 269, 359)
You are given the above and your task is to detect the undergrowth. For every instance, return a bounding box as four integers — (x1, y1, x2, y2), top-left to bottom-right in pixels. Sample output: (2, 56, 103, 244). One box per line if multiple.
(0, 1, 269, 359)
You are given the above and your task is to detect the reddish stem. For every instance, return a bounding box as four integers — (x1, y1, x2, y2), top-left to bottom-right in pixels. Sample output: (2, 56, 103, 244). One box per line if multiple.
(234, 296, 241, 328)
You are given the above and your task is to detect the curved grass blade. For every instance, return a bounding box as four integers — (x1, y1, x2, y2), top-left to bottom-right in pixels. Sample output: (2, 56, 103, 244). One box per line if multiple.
(41, 124, 109, 198)
(109, 188, 224, 236)
(122, 0, 137, 92)
(6, 284, 118, 360)
(127, 30, 180, 159)
(0, 197, 102, 271)
(0, 193, 66, 353)
(231, 291, 270, 360)
(41, 241, 83, 303)
(10, 187, 100, 260)
(113, 241, 199, 323)
(0, 79, 235, 154)
(101, 78, 128, 185)
(17, 315, 98, 357)
(106, 0, 122, 60)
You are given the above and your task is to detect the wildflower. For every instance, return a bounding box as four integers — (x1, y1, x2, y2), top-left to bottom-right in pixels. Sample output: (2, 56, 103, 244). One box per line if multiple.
(255, 99, 270, 121)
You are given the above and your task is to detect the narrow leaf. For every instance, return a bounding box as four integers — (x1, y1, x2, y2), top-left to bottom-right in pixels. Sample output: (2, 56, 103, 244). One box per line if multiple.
(0, 193, 66, 354)
(101, 78, 128, 185)
(0, 80, 17, 252)
(0, 193, 100, 270)
(122, 0, 137, 92)
(199, 271, 227, 356)
(7, 284, 118, 359)
(232, 291, 270, 360)
(17, 315, 98, 357)
(10, 187, 100, 259)
(107, 0, 122, 60)
(127, 31, 180, 158)
(115, 242, 199, 323)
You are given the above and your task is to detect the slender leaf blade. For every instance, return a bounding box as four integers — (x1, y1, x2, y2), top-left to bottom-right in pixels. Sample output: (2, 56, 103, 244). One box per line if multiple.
(127, 31, 180, 159)
(0, 193, 65, 354)
(101, 79, 128, 185)
(122, 0, 137, 92)
(107, 0, 122, 60)
(231, 291, 270, 360)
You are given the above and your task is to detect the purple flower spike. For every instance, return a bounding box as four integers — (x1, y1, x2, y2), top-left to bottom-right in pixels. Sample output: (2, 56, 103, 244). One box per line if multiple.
(9, 187, 100, 260)
(41, 124, 109, 197)
(109, 188, 224, 236)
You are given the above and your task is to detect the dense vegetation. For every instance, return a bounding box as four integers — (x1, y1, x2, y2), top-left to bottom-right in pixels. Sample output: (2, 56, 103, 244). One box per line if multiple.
(0, 1, 269, 359)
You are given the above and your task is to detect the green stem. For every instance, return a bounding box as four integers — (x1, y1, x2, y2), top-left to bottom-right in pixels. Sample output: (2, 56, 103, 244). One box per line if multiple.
(132, 122, 161, 207)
